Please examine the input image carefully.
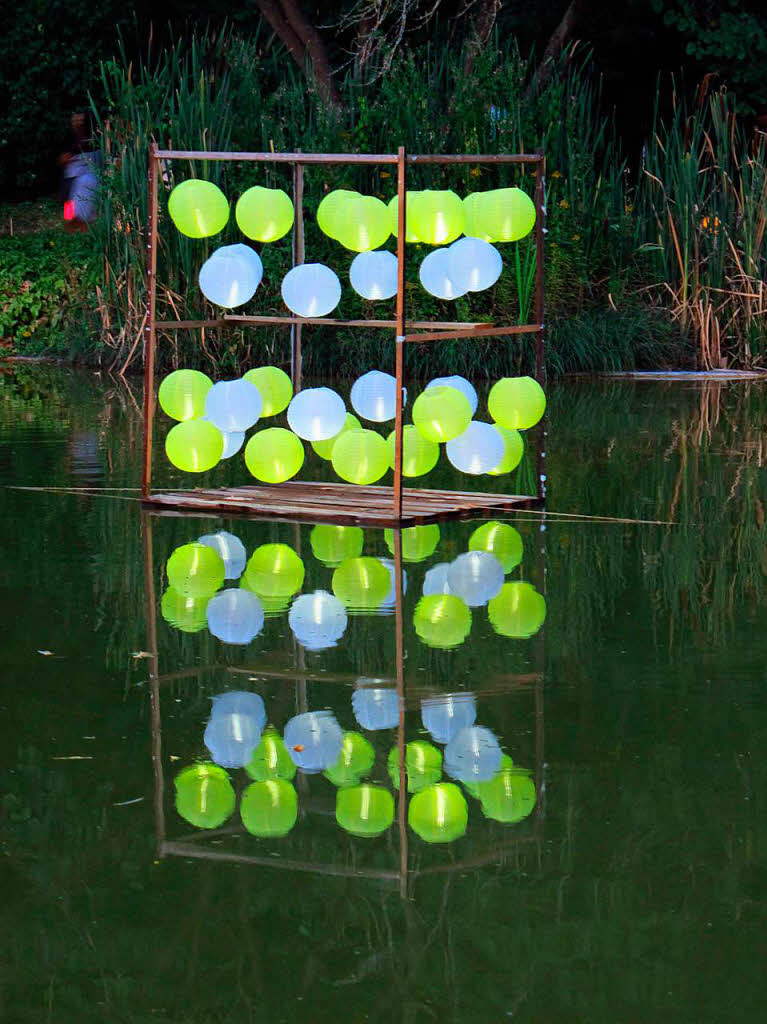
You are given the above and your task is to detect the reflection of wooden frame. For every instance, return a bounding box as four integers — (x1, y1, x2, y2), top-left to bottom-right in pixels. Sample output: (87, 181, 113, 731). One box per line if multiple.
(143, 510, 546, 897)
(141, 147, 546, 526)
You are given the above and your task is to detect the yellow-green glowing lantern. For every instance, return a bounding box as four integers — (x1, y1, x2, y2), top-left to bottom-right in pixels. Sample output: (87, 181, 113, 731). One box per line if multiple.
(470, 187, 536, 242)
(244, 427, 304, 483)
(240, 779, 298, 837)
(488, 581, 546, 638)
(317, 189, 358, 239)
(310, 525, 364, 567)
(332, 556, 391, 610)
(245, 727, 297, 781)
(388, 192, 422, 242)
(174, 762, 235, 829)
(311, 412, 362, 460)
(243, 543, 305, 600)
(324, 731, 375, 787)
(414, 594, 471, 649)
(387, 740, 442, 793)
(488, 425, 524, 476)
(385, 524, 441, 563)
(412, 385, 472, 443)
(235, 185, 294, 242)
(166, 542, 225, 598)
(161, 587, 210, 633)
(408, 782, 468, 843)
(168, 179, 229, 238)
(165, 419, 223, 473)
(478, 767, 536, 824)
(468, 521, 523, 573)
(488, 376, 546, 430)
(331, 428, 389, 485)
(336, 784, 394, 838)
(386, 425, 439, 478)
(243, 366, 293, 416)
(462, 192, 495, 242)
(463, 753, 514, 799)
(335, 195, 391, 252)
(410, 189, 464, 245)
(158, 369, 213, 421)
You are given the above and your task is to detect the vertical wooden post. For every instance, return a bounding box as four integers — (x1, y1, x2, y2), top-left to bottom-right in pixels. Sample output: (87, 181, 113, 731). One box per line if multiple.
(142, 510, 165, 855)
(534, 154, 547, 503)
(291, 158, 305, 393)
(393, 146, 407, 519)
(393, 527, 408, 898)
(142, 143, 159, 500)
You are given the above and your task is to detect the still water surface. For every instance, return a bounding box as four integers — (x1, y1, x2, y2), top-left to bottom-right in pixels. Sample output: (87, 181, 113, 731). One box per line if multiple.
(1, 365, 766, 1022)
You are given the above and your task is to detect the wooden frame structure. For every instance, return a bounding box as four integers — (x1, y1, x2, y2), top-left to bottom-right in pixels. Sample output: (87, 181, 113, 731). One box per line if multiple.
(141, 146, 546, 525)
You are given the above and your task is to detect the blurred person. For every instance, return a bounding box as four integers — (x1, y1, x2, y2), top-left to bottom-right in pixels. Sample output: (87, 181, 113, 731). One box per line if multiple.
(59, 111, 100, 230)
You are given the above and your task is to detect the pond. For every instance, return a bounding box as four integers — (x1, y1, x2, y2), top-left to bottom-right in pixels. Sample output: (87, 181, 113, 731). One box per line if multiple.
(1, 364, 766, 1022)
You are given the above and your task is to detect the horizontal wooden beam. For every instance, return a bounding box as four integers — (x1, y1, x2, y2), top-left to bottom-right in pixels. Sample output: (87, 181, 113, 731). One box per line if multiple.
(222, 315, 493, 330)
(404, 323, 543, 344)
(153, 150, 543, 166)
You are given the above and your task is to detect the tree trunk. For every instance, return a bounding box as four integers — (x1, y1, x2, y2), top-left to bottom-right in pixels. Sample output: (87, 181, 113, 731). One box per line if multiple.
(526, 0, 588, 99)
(254, 0, 340, 107)
(462, 0, 503, 80)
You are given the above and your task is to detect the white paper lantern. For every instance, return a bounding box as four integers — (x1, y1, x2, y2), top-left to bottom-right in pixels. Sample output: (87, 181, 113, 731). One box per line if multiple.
(206, 588, 265, 644)
(350, 370, 405, 423)
(352, 684, 400, 730)
(287, 387, 346, 441)
(289, 590, 348, 650)
(210, 690, 266, 728)
(221, 431, 245, 459)
(284, 711, 344, 773)
(444, 726, 502, 783)
(419, 248, 467, 300)
(447, 237, 502, 293)
(281, 263, 341, 317)
(377, 557, 407, 610)
(204, 378, 262, 433)
(426, 375, 478, 414)
(421, 693, 477, 744)
(349, 250, 398, 300)
(446, 551, 504, 607)
(199, 244, 262, 308)
(446, 421, 505, 475)
(204, 699, 264, 768)
(198, 530, 247, 579)
(422, 562, 452, 596)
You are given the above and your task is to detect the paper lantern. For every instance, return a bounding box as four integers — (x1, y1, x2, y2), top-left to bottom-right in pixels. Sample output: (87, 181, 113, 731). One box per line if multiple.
(419, 248, 466, 300)
(410, 190, 464, 245)
(462, 192, 495, 242)
(310, 524, 363, 567)
(174, 763, 235, 829)
(385, 425, 439, 478)
(218, 431, 244, 459)
(350, 370, 403, 423)
(204, 378, 262, 433)
(338, 196, 391, 252)
(210, 690, 267, 726)
(350, 250, 398, 300)
(199, 244, 262, 308)
(352, 685, 400, 731)
(412, 385, 472, 442)
(444, 726, 502, 784)
(488, 376, 546, 430)
(245, 727, 297, 782)
(464, 753, 514, 800)
(331, 429, 390, 485)
(281, 263, 341, 317)
(161, 587, 210, 633)
(384, 524, 441, 563)
(446, 550, 504, 607)
(204, 707, 263, 768)
(240, 779, 298, 837)
(336, 784, 394, 837)
(168, 179, 229, 238)
(244, 428, 304, 483)
(332, 556, 391, 611)
(414, 593, 471, 649)
(284, 710, 344, 773)
(447, 236, 502, 292)
(388, 193, 422, 242)
(422, 562, 452, 596)
(243, 365, 293, 416)
(243, 543, 304, 600)
(235, 185, 294, 242)
(158, 369, 212, 421)
(421, 693, 477, 744)
(408, 783, 468, 843)
(488, 425, 524, 475)
(206, 588, 264, 645)
(479, 767, 536, 824)
(287, 387, 346, 441)
(311, 413, 361, 460)
(446, 421, 505, 475)
(376, 558, 407, 610)
(324, 731, 375, 787)
(166, 542, 225, 598)
(165, 419, 223, 473)
(289, 591, 347, 651)
(468, 521, 523, 573)
(387, 741, 443, 793)
(425, 374, 477, 414)
(488, 581, 546, 638)
(317, 190, 358, 238)
(470, 187, 536, 242)
(198, 530, 247, 580)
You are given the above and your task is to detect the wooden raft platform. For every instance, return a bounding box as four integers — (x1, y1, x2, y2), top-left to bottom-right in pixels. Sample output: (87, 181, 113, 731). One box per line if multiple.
(142, 482, 540, 525)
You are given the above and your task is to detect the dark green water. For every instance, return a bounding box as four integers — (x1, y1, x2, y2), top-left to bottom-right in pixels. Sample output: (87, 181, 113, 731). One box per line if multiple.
(2, 364, 767, 1023)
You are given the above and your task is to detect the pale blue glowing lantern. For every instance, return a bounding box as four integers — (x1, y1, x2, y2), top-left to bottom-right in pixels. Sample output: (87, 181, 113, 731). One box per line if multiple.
(350, 370, 405, 423)
(446, 421, 505, 475)
(421, 693, 477, 744)
(206, 588, 265, 645)
(198, 244, 262, 308)
(288, 590, 348, 651)
(425, 375, 478, 415)
(219, 430, 245, 459)
(352, 682, 400, 731)
(287, 387, 346, 441)
(281, 263, 341, 317)
(284, 710, 344, 773)
(419, 248, 466, 300)
(198, 530, 247, 580)
(204, 378, 262, 433)
(447, 237, 502, 293)
(444, 725, 502, 784)
(210, 691, 267, 727)
(422, 562, 452, 597)
(376, 557, 407, 611)
(446, 551, 504, 608)
(204, 696, 265, 768)
(350, 250, 398, 300)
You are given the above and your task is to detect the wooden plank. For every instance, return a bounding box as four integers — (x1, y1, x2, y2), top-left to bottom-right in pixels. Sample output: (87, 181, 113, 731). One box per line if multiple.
(142, 145, 159, 498)
(222, 315, 492, 330)
(155, 150, 399, 165)
(404, 323, 541, 344)
(393, 146, 407, 519)
(291, 159, 304, 392)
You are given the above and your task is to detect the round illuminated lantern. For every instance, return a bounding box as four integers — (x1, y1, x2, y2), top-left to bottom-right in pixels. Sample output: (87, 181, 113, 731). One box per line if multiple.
(168, 179, 229, 238)
(284, 710, 344, 773)
(206, 588, 264, 645)
(350, 250, 398, 300)
(444, 725, 502, 784)
(336, 784, 394, 838)
(384, 524, 440, 563)
(412, 385, 472, 443)
(245, 727, 297, 782)
(174, 763, 235, 829)
(289, 591, 348, 651)
(488, 425, 524, 475)
(387, 740, 443, 793)
(311, 413, 361, 460)
(331, 429, 390, 485)
(413, 593, 471, 649)
(243, 543, 304, 601)
(468, 521, 523, 573)
(310, 525, 364, 566)
(388, 192, 423, 241)
(204, 703, 263, 768)
(478, 767, 536, 824)
(470, 187, 536, 242)
(166, 542, 225, 598)
(408, 783, 468, 843)
(161, 587, 210, 633)
(447, 236, 502, 293)
(244, 428, 304, 483)
(335, 195, 391, 252)
(446, 421, 506, 475)
(204, 378, 262, 433)
(281, 263, 341, 317)
(159, 369, 212, 421)
(287, 387, 346, 441)
(350, 370, 403, 423)
(235, 185, 294, 242)
(421, 693, 477, 744)
(243, 366, 293, 416)
(462, 192, 495, 242)
(317, 189, 357, 238)
(323, 731, 375, 788)
(352, 684, 399, 731)
(385, 425, 439, 478)
(198, 531, 247, 581)
(240, 779, 298, 837)
(410, 190, 464, 245)
(422, 562, 452, 596)
(199, 244, 262, 308)
(488, 581, 546, 638)
(446, 550, 505, 608)
(488, 376, 546, 430)
(425, 374, 477, 414)
(419, 248, 466, 300)
(332, 556, 391, 611)
(165, 419, 223, 473)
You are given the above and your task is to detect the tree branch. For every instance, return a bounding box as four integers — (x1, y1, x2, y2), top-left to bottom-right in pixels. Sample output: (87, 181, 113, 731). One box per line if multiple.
(526, 0, 588, 100)
(253, 0, 340, 107)
(462, 0, 502, 79)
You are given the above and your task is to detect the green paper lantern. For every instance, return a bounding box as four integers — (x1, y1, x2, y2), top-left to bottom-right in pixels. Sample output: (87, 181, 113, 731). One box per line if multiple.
(488, 425, 524, 476)
(488, 376, 546, 430)
(412, 385, 472, 443)
(335, 195, 391, 252)
(331, 428, 390, 485)
(336, 784, 394, 838)
(245, 428, 304, 483)
(408, 782, 468, 843)
(462, 192, 496, 243)
(468, 521, 523, 573)
(161, 586, 210, 633)
(158, 369, 213, 422)
(166, 542, 225, 598)
(384, 524, 441, 563)
(236, 185, 294, 242)
(310, 525, 364, 567)
(324, 731, 375, 787)
(332, 556, 391, 610)
(488, 581, 546, 638)
(387, 740, 442, 793)
(311, 412, 362, 460)
(243, 543, 305, 599)
(317, 189, 358, 239)
(469, 187, 536, 242)
(463, 753, 514, 799)
(245, 728, 297, 781)
(243, 366, 293, 416)
(388, 193, 422, 242)
(409, 189, 464, 245)
(240, 779, 298, 837)
(385, 425, 440, 478)
(478, 767, 536, 823)
(168, 179, 229, 238)
(165, 419, 223, 473)
(174, 762, 235, 829)
(414, 594, 471, 649)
